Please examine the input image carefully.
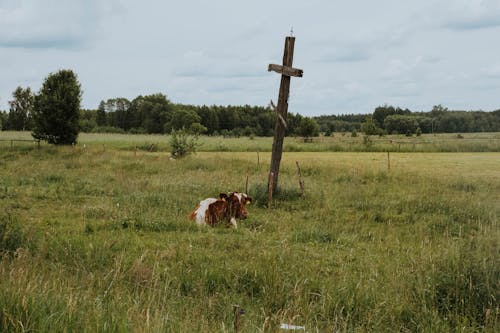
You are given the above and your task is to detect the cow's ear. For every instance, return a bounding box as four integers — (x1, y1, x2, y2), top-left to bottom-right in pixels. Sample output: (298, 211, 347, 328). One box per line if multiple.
(246, 197, 252, 204)
(219, 193, 228, 199)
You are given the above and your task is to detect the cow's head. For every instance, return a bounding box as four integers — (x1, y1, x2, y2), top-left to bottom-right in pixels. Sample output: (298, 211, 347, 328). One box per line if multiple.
(227, 192, 252, 219)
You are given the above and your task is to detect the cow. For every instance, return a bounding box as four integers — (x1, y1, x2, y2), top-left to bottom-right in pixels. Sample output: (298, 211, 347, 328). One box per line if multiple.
(226, 192, 252, 222)
(189, 192, 252, 228)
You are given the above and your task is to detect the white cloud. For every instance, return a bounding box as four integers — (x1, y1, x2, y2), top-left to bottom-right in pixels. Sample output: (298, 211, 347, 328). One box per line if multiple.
(0, 0, 120, 49)
(1, 0, 500, 115)
(441, 0, 500, 30)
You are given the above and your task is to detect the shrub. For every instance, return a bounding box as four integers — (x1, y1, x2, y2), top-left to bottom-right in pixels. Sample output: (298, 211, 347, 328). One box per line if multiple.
(298, 118, 320, 141)
(189, 122, 207, 135)
(169, 129, 199, 158)
(360, 118, 381, 135)
(362, 135, 373, 147)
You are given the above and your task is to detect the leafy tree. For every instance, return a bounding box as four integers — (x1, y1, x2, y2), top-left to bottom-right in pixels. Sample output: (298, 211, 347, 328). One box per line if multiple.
(360, 117, 381, 135)
(96, 100, 107, 126)
(189, 122, 207, 135)
(384, 115, 418, 135)
(32, 70, 82, 144)
(256, 112, 275, 136)
(314, 114, 364, 133)
(106, 98, 131, 130)
(430, 104, 448, 117)
(79, 109, 97, 132)
(130, 94, 172, 133)
(416, 117, 434, 133)
(7, 86, 34, 131)
(196, 105, 219, 135)
(373, 105, 410, 128)
(0, 111, 8, 130)
(168, 109, 201, 132)
(298, 117, 320, 140)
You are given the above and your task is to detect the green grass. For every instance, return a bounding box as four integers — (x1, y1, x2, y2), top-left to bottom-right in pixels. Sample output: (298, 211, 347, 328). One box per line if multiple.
(0, 135, 499, 332)
(2, 131, 500, 152)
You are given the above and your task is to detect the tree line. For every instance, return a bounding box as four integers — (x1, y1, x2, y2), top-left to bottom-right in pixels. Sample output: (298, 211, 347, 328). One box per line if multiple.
(315, 105, 500, 135)
(0, 85, 314, 138)
(2, 70, 500, 143)
(79, 96, 309, 137)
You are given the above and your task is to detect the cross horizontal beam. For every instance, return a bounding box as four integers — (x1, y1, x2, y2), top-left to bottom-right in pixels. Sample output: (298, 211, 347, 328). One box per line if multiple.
(268, 64, 303, 77)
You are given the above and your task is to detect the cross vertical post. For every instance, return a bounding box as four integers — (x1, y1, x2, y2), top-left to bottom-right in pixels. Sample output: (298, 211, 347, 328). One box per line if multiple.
(268, 36, 303, 194)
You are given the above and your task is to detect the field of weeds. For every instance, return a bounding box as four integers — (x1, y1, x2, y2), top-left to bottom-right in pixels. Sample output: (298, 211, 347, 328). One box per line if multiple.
(0, 134, 499, 331)
(2, 131, 500, 153)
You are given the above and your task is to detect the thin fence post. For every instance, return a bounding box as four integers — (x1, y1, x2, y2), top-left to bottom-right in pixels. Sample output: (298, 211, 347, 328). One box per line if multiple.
(296, 161, 305, 197)
(268, 172, 274, 208)
(387, 151, 390, 172)
(245, 173, 249, 194)
(233, 305, 244, 333)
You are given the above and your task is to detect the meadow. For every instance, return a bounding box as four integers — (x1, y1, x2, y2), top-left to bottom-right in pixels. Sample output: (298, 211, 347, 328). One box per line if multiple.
(0, 132, 499, 332)
(2, 131, 500, 153)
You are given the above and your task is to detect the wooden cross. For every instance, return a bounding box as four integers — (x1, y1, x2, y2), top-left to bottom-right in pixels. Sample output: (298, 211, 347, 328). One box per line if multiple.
(268, 36, 303, 194)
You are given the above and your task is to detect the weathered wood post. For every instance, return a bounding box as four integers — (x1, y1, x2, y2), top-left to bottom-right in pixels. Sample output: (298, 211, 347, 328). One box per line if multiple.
(268, 36, 303, 194)
(296, 161, 305, 197)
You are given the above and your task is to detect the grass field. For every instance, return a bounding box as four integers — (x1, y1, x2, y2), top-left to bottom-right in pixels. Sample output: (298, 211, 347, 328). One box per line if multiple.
(0, 133, 499, 331)
(2, 131, 500, 152)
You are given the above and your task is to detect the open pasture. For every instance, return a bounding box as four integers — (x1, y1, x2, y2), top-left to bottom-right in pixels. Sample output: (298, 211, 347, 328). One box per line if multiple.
(0, 140, 499, 331)
(2, 131, 500, 152)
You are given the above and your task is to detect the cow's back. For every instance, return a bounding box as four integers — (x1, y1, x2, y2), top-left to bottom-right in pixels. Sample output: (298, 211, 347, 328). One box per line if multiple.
(190, 198, 218, 225)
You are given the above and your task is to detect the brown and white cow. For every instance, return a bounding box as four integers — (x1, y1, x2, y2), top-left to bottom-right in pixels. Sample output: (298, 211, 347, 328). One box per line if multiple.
(226, 192, 252, 222)
(189, 192, 252, 228)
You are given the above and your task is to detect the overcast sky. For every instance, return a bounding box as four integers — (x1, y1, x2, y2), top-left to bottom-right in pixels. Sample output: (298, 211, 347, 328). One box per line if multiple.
(1, 0, 499, 116)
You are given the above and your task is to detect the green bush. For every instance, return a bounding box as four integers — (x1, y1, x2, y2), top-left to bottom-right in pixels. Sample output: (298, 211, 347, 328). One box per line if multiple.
(169, 129, 199, 158)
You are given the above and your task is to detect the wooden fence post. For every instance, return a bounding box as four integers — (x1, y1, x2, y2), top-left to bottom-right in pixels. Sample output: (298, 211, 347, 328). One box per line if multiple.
(296, 161, 305, 197)
(233, 305, 245, 333)
(245, 173, 249, 194)
(268, 172, 274, 208)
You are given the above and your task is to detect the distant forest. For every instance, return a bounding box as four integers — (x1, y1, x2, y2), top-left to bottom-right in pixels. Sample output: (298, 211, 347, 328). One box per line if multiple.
(2, 91, 500, 135)
(316, 105, 500, 135)
(80, 95, 307, 137)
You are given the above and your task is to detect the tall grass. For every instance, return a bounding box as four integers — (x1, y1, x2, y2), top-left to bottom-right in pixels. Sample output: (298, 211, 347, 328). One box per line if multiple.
(2, 131, 500, 152)
(0, 143, 498, 331)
